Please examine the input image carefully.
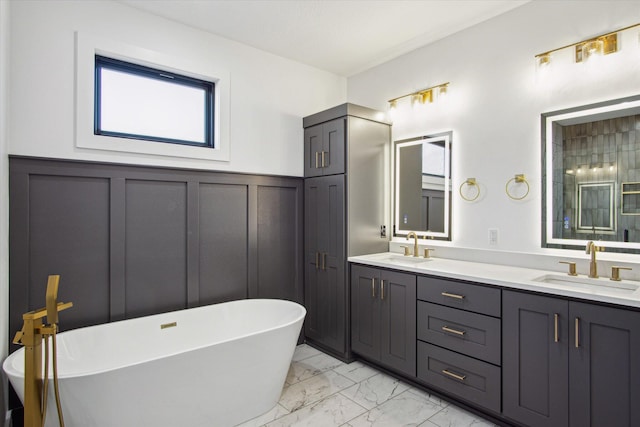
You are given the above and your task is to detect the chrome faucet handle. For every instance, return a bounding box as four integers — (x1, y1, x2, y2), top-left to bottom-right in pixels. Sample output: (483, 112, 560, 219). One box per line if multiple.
(400, 245, 411, 256)
(610, 266, 632, 281)
(559, 261, 577, 276)
(423, 248, 435, 259)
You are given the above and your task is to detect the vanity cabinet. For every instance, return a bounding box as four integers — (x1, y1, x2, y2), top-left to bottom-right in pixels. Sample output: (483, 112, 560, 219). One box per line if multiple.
(416, 276, 502, 413)
(304, 118, 345, 177)
(502, 291, 568, 427)
(503, 290, 640, 427)
(303, 104, 390, 360)
(350, 264, 416, 376)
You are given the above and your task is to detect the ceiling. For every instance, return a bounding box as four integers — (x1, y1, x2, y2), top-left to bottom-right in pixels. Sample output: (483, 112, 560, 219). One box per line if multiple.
(119, 0, 530, 77)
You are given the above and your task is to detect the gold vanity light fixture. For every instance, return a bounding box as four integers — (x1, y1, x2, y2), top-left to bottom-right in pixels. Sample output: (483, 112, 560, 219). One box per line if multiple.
(388, 82, 450, 111)
(534, 22, 640, 67)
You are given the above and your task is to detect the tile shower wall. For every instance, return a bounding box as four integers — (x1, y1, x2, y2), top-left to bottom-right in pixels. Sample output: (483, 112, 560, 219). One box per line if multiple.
(555, 115, 640, 242)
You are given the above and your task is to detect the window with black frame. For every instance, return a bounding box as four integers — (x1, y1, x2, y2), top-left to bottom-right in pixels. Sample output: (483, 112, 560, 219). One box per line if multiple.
(94, 55, 215, 148)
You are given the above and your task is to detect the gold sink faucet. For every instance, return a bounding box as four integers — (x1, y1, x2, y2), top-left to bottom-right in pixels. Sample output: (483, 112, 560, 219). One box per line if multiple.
(585, 241, 604, 278)
(406, 231, 419, 257)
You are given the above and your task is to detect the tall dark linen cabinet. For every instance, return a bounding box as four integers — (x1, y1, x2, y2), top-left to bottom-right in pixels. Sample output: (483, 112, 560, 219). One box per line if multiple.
(303, 104, 390, 360)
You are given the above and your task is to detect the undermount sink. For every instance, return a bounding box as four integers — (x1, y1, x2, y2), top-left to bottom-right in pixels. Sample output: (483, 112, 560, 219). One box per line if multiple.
(371, 253, 432, 265)
(533, 274, 639, 292)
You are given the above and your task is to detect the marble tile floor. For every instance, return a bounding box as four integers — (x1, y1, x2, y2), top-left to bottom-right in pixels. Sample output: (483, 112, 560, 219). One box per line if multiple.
(235, 344, 497, 427)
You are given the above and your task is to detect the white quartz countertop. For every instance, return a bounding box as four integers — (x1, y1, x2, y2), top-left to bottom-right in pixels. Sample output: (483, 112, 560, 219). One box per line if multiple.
(348, 252, 640, 309)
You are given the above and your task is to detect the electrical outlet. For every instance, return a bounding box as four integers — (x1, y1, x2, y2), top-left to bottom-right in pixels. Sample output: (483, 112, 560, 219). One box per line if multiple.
(380, 225, 386, 238)
(489, 228, 498, 245)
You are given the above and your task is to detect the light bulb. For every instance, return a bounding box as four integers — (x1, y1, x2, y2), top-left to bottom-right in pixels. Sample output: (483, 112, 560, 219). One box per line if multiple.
(536, 54, 551, 68)
(582, 39, 604, 62)
(411, 93, 422, 108)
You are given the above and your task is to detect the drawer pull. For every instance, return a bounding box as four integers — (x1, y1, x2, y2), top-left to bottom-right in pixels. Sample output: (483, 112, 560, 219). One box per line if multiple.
(442, 325, 466, 336)
(441, 292, 465, 300)
(442, 369, 466, 382)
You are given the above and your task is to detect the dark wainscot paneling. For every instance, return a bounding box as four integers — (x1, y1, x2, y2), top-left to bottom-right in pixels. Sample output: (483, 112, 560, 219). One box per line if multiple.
(9, 157, 303, 351)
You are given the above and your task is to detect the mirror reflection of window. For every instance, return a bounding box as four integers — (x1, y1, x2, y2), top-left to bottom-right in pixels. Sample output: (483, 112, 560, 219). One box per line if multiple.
(422, 142, 445, 176)
(421, 141, 446, 233)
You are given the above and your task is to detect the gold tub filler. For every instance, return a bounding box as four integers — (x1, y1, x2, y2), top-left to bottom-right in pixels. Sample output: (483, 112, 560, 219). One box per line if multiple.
(12, 275, 73, 427)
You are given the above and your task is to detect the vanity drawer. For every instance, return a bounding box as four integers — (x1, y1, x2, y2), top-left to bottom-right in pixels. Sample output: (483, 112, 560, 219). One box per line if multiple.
(417, 276, 501, 317)
(417, 341, 501, 413)
(417, 301, 501, 365)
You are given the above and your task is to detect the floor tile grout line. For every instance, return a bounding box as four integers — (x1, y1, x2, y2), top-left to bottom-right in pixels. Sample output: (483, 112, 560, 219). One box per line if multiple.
(273, 385, 368, 426)
(281, 345, 496, 427)
(277, 369, 357, 415)
(273, 364, 380, 426)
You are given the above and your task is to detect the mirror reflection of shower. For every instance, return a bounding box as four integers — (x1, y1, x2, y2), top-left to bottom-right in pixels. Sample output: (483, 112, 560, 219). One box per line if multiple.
(543, 95, 640, 251)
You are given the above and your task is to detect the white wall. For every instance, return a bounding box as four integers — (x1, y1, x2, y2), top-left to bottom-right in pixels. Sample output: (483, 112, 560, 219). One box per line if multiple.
(8, 0, 346, 176)
(0, 0, 9, 422)
(348, 0, 640, 256)
(3, 1, 345, 420)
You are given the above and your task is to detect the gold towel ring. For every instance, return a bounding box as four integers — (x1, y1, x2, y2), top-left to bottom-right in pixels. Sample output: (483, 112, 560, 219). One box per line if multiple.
(459, 178, 480, 201)
(506, 174, 530, 200)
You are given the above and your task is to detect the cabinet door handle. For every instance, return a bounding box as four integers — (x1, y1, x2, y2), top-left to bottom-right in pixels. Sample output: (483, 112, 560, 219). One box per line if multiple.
(380, 280, 385, 300)
(315, 152, 319, 169)
(442, 369, 466, 382)
(321, 151, 327, 168)
(554, 313, 559, 343)
(322, 253, 326, 271)
(441, 292, 465, 300)
(315, 252, 319, 270)
(575, 317, 580, 348)
(371, 278, 376, 298)
(442, 325, 466, 336)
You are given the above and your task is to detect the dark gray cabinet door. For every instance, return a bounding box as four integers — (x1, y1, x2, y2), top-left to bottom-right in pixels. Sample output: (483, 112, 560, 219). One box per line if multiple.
(502, 290, 569, 427)
(304, 125, 324, 177)
(569, 302, 640, 427)
(321, 119, 345, 176)
(351, 264, 380, 360)
(303, 119, 345, 177)
(304, 175, 346, 354)
(351, 264, 416, 376)
(379, 269, 416, 376)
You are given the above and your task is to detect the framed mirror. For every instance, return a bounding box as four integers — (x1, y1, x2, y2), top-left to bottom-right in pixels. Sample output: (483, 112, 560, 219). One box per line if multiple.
(394, 131, 452, 240)
(542, 94, 640, 252)
(576, 182, 615, 232)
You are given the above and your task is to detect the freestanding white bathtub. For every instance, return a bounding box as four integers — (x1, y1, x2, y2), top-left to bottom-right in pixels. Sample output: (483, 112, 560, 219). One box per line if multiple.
(3, 299, 306, 427)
